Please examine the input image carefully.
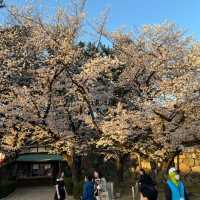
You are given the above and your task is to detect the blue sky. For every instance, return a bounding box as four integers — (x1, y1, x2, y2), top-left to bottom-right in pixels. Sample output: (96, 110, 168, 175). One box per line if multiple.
(1, 0, 200, 42)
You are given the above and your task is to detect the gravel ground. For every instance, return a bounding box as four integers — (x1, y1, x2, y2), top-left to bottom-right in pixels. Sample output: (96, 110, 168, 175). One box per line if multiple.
(2, 186, 199, 200)
(2, 186, 74, 200)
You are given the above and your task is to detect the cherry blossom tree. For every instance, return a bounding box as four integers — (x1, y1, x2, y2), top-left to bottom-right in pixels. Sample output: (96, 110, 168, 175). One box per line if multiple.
(0, 1, 200, 182)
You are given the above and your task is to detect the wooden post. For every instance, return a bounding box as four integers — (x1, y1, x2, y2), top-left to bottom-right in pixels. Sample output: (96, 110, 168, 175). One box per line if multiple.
(110, 182, 114, 199)
(135, 182, 139, 197)
(132, 186, 135, 200)
(100, 192, 109, 200)
(177, 154, 180, 172)
(107, 182, 114, 200)
(59, 161, 61, 175)
(105, 191, 109, 200)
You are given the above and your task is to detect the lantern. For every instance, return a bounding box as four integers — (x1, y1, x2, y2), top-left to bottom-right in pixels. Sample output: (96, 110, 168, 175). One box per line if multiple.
(0, 152, 5, 165)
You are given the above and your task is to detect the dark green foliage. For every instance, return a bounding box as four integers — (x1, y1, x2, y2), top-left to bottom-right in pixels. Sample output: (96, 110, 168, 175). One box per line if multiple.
(64, 177, 74, 195)
(83, 153, 119, 182)
(64, 176, 83, 198)
(0, 180, 16, 198)
(78, 41, 112, 58)
(103, 160, 118, 180)
(124, 168, 135, 181)
(0, 163, 16, 198)
(63, 165, 72, 177)
(0, 162, 17, 182)
(73, 180, 84, 198)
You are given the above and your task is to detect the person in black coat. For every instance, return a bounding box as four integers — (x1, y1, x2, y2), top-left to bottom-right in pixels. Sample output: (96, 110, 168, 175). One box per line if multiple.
(139, 169, 156, 187)
(54, 172, 67, 200)
(139, 169, 158, 200)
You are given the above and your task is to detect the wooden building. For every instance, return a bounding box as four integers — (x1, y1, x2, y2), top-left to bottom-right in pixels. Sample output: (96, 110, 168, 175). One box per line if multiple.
(16, 144, 67, 186)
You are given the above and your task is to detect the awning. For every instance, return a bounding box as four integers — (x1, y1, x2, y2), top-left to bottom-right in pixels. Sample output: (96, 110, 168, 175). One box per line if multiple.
(16, 153, 64, 162)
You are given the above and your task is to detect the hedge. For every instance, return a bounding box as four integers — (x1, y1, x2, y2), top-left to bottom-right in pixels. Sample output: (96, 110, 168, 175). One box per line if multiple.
(0, 180, 16, 199)
(0, 162, 16, 199)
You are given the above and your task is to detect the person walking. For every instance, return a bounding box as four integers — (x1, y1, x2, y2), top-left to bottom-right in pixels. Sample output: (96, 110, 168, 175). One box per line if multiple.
(93, 170, 108, 200)
(139, 169, 156, 188)
(54, 172, 67, 200)
(82, 175, 95, 200)
(165, 167, 189, 200)
(139, 169, 158, 200)
(93, 170, 101, 199)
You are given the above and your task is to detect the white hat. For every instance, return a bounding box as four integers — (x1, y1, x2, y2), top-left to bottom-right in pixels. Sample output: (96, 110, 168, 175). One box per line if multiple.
(168, 167, 176, 175)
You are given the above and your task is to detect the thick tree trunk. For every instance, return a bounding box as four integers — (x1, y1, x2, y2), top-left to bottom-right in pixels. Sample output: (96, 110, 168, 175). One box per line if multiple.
(70, 151, 81, 183)
(150, 159, 158, 182)
(117, 155, 125, 182)
(158, 151, 180, 181)
(71, 164, 78, 183)
(176, 154, 180, 172)
(136, 153, 141, 169)
(63, 148, 81, 184)
(65, 111, 82, 183)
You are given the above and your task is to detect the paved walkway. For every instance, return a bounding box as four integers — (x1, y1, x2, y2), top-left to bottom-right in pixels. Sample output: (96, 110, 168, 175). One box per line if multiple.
(2, 186, 73, 200)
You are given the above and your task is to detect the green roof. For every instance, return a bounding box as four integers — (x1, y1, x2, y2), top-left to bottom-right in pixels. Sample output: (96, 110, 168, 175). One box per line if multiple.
(16, 153, 64, 162)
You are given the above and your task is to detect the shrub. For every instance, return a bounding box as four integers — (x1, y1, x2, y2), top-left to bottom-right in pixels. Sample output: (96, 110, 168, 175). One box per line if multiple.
(73, 181, 84, 199)
(63, 175, 84, 198)
(0, 180, 16, 199)
(64, 177, 74, 195)
(0, 162, 17, 198)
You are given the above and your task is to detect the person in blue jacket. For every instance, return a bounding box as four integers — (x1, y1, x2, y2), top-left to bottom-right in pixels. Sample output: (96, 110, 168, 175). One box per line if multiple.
(82, 175, 95, 200)
(165, 167, 189, 200)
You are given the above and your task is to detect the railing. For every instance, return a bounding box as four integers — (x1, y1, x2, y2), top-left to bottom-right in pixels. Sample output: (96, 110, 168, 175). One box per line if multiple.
(97, 181, 140, 200)
(98, 181, 140, 200)
(131, 182, 139, 200)
(19, 145, 50, 154)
